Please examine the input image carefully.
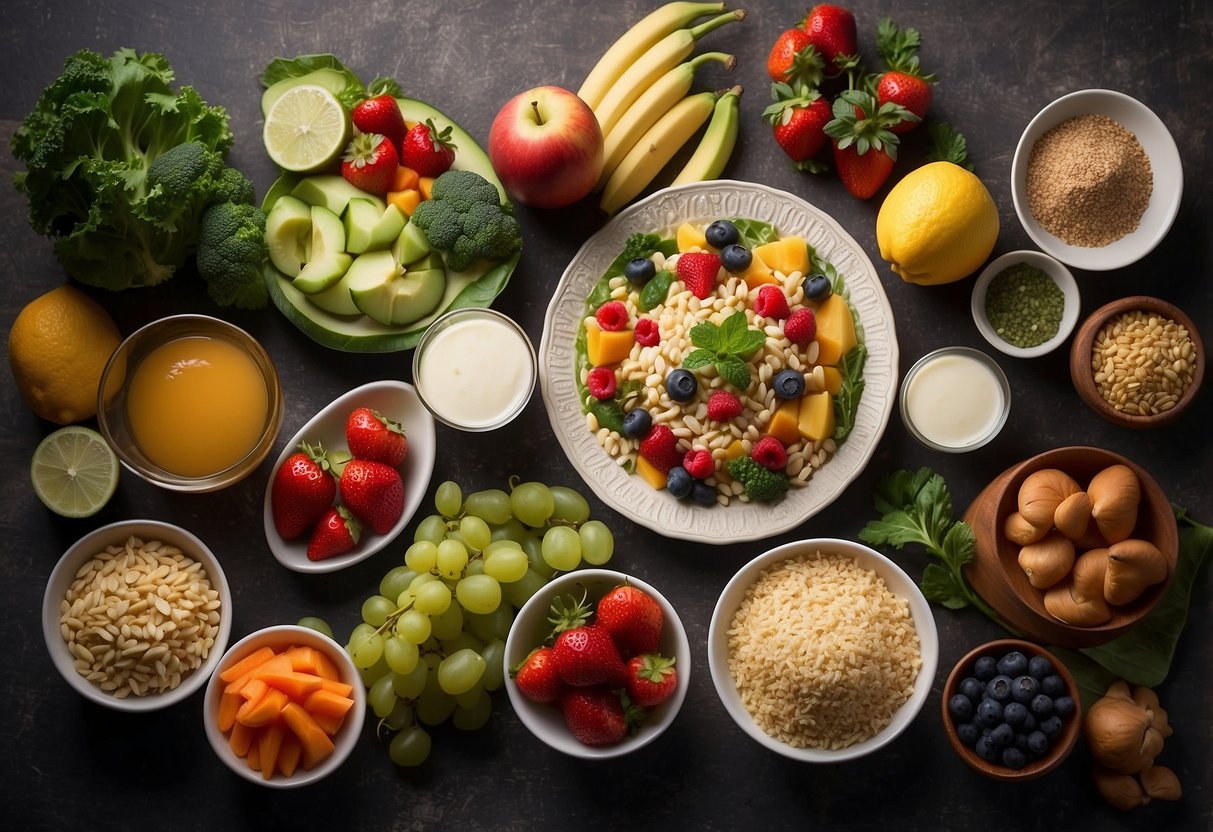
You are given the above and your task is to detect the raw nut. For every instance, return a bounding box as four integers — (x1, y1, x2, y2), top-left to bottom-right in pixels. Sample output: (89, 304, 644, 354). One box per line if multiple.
(1054, 491, 1093, 540)
(1073, 517, 1110, 551)
(1017, 531, 1076, 589)
(1018, 468, 1081, 528)
(1084, 680, 1168, 774)
(1088, 464, 1141, 544)
(1139, 765, 1182, 802)
(1104, 539, 1168, 606)
(1043, 548, 1111, 626)
(1004, 510, 1049, 546)
(1092, 765, 1148, 811)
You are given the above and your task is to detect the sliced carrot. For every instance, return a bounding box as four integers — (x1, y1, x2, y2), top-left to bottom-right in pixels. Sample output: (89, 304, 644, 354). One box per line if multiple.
(237, 687, 289, 728)
(313, 652, 342, 683)
(304, 688, 355, 726)
(218, 645, 277, 683)
(260, 670, 324, 702)
(386, 188, 421, 216)
(258, 721, 285, 781)
(281, 701, 335, 769)
(225, 653, 293, 696)
(217, 690, 242, 733)
(229, 720, 255, 757)
(277, 734, 302, 778)
(317, 677, 354, 697)
(239, 678, 269, 702)
(309, 709, 344, 737)
(247, 739, 261, 772)
(392, 165, 420, 192)
(419, 176, 435, 201)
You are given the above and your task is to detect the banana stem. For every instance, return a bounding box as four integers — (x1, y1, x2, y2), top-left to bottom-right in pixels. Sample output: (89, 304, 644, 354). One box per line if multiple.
(688, 51, 736, 72)
(688, 9, 746, 41)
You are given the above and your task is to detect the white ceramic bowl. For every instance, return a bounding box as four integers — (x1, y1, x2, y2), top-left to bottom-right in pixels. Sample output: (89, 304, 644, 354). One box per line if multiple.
(899, 346, 1012, 454)
(708, 538, 939, 763)
(42, 519, 233, 712)
(203, 625, 365, 788)
(1011, 89, 1182, 271)
(504, 569, 691, 760)
(262, 380, 435, 573)
(971, 251, 1080, 358)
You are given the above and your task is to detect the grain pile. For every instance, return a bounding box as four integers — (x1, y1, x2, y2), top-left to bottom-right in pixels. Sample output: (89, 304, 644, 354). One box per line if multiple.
(727, 551, 921, 750)
(1026, 114, 1152, 247)
(1091, 310, 1196, 415)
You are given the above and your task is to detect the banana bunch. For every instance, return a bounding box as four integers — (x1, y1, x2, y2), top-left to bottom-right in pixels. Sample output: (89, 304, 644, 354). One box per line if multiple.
(579, 2, 747, 215)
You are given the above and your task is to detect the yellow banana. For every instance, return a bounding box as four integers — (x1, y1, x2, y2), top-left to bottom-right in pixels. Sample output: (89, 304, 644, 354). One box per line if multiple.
(600, 91, 719, 216)
(592, 9, 744, 137)
(597, 52, 734, 191)
(578, 2, 725, 110)
(671, 85, 742, 186)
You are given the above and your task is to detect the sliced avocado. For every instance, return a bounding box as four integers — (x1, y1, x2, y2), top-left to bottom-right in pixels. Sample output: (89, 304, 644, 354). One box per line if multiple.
(265, 195, 313, 277)
(292, 175, 386, 218)
(261, 68, 354, 116)
(346, 201, 406, 255)
(307, 273, 361, 316)
(293, 206, 352, 294)
(346, 250, 447, 326)
(392, 220, 432, 265)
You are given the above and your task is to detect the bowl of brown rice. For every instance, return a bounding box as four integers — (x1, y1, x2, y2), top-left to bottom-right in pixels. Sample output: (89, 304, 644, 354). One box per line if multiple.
(707, 538, 938, 762)
(1010, 89, 1182, 271)
(41, 519, 232, 712)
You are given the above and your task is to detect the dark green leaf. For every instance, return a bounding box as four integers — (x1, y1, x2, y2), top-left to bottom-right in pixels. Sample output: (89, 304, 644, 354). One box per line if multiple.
(942, 521, 977, 569)
(260, 54, 368, 110)
(729, 327, 768, 359)
(366, 76, 403, 98)
(871, 468, 936, 517)
(729, 218, 780, 248)
(1047, 648, 1117, 710)
(689, 320, 722, 352)
(716, 356, 751, 391)
(680, 349, 715, 370)
(832, 342, 867, 441)
(921, 563, 971, 609)
(915, 473, 954, 546)
(858, 510, 932, 549)
(638, 272, 674, 311)
(588, 400, 626, 434)
(718, 307, 747, 343)
(585, 275, 613, 311)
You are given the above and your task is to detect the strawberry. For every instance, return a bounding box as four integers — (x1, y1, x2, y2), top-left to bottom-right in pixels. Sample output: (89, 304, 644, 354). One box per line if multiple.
(306, 506, 361, 561)
(400, 119, 457, 177)
(875, 17, 936, 133)
(764, 85, 832, 171)
(338, 459, 404, 535)
(596, 583, 663, 657)
(341, 132, 398, 195)
(751, 436, 789, 471)
(682, 448, 714, 480)
(766, 29, 825, 88)
(625, 654, 678, 708)
(560, 687, 631, 746)
(823, 90, 914, 199)
(595, 300, 628, 331)
(511, 646, 566, 704)
(784, 307, 818, 345)
(706, 389, 743, 422)
(552, 624, 626, 687)
(351, 95, 407, 153)
(270, 442, 337, 540)
(754, 285, 791, 320)
(345, 407, 408, 468)
(638, 424, 682, 473)
(802, 3, 858, 70)
(675, 251, 721, 300)
(634, 318, 659, 347)
(586, 366, 617, 400)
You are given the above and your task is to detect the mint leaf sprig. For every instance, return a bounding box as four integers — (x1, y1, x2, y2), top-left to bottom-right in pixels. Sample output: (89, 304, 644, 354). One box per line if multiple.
(680, 309, 766, 391)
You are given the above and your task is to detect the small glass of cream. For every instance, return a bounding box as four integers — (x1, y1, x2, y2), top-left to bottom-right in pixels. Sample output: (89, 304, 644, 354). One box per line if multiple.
(900, 347, 1011, 453)
(412, 308, 537, 431)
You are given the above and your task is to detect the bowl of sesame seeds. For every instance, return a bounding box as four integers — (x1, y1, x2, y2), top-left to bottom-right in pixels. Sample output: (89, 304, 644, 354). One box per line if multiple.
(1010, 89, 1182, 271)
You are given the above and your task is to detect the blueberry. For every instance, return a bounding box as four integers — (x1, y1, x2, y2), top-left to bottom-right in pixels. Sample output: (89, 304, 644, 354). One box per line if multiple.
(1041, 674, 1067, 698)
(956, 721, 981, 747)
(948, 694, 974, 721)
(625, 257, 657, 285)
(666, 369, 698, 402)
(1021, 713, 1037, 733)
(1028, 655, 1054, 680)
(986, 675, 1013, 704)
(1027, 730, 1050, 756)
(1030, 694, 1055, 719)
(958, 677, 984, 703)
(973, 655, 998, 682)
(772, 369, 805, 400)
(975, 733, 1000, 762)
(803, 273, 833, 301)
(1002, 747, 1028, 770)
(1053, 696, 1076, 720)
(666, 466, 693, 499)
(989, 722, 1014, 747)
(720, 244, 752, 273)
(997, 651, 1029, 678)
(621, 408, 652, 438)
(1013, 732, 1030, 752)
(705, 220, 740, 249)
(1011, 675, 1040, 704)
(976, 698, 1003, 729)
(1039, 715, 1063, 739)
(691, 481, 717, 507)
(1003, 702, 1028, 728)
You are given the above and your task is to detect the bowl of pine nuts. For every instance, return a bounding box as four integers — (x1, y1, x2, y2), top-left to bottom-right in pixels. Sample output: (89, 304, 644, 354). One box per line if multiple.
(1069, 296, 1204, 428)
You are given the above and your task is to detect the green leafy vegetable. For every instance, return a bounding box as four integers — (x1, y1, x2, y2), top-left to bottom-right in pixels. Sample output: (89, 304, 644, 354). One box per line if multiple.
(599, 234, 677, 311)
(833, 343, 867, 441)
(728, 218, 780, 248)
(11, 48, 266, 307)
(259, 53, 401, 110)
(683, 310, 766, 392)
(639, 272, 675, 311)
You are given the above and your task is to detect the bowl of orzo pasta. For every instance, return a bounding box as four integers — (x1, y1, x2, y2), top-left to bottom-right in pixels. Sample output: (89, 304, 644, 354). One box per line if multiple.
(539, 181, 898, 543)
(707, 538, 938, 762)
(42, 519, 232, 712)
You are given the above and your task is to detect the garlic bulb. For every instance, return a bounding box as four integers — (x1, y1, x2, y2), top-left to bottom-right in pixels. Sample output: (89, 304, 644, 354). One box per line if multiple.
(1084, 681, 1171, 774)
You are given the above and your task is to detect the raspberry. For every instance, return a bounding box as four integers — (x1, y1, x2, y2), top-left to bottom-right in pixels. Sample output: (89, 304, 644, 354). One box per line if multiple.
(751, 436, 788, 471)
(682, 448, 714, 480)
(784, 307, 817, 345)
(639, 424, 682, 473)
(706, 389, 743, 422)
(586, 367, 617, 400)
(595, 300, 629, 331)
(634, 317, 659, 347)
(676, 251, 721, 299)
(754, 285, 790, 320)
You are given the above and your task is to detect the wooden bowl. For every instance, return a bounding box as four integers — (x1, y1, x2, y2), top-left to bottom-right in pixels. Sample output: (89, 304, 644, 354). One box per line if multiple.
(942, 639, 1082, 782)
(1069, 295, 1204, 428)
(962, 446, 1178, 648)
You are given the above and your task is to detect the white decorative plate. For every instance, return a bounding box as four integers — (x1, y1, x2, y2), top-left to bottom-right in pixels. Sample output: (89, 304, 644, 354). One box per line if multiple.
(538, 180, 898, 544)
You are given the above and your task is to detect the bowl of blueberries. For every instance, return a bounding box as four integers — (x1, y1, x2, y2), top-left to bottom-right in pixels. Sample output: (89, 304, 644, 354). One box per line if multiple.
(942, 639, 1081, 781)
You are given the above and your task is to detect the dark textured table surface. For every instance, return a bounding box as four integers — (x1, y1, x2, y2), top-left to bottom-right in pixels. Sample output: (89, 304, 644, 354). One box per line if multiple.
(2, 1, 1210, 829)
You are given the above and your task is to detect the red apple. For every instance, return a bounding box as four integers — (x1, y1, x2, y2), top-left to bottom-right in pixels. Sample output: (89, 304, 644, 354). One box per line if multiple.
(488, 86, 603, 210)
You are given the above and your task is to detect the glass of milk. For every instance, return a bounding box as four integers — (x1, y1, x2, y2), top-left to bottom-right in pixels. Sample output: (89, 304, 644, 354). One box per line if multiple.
(899, 346, 1011, 453)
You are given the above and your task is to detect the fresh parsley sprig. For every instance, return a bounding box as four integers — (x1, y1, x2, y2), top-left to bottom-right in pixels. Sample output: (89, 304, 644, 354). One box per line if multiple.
(680, 309, 766, 391)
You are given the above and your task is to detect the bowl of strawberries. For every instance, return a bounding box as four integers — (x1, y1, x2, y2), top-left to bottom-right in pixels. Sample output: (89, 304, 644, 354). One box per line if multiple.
(503, 569, 690, 759)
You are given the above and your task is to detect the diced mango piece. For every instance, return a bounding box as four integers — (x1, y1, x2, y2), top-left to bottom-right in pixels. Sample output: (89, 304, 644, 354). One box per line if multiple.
(822, 366, 843, 395)
(386, 188, 422, 216)
(738, 250, 778, 286)
(798, 391, 834, 442)
(391, 165, 421, 192)
(419, 176, 435, 200)
(722, 439, 747, 461)
(766, 400, 802, 445)
(635, 455, 668, 490)
(676, 222, 709, 252)
(814, 293, 857, 366)
(586, 326, 635, 367)
(752, 235, 810, 277)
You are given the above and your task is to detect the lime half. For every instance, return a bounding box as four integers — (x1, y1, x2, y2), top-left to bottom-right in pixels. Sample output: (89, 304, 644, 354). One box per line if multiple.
(263, 84, 350, 172)
(31, 427, 119, 518)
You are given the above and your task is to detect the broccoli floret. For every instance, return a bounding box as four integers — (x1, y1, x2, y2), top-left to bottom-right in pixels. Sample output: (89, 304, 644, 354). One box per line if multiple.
(727, 456, 790, 502)
(410, 169, 521, 272)
(195, 202, 269, 309)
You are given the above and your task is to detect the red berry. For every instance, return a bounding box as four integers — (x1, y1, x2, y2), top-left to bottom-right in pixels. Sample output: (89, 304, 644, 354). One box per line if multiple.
(596, 584, 664, 657)
(754, 285, 791, 320)
(682, 448, 714, 480)
(270, 442, 337, 540)
(586, 367, 617, 400)
(345, 407, 408, 467)
(634, 318, 660, 347)
(676, 251, 721, 299)
(784, 307, 817, 345)
(338, 459, 404, 535)
(512, 646, 566, 704)
(306, 506, 361, 562)
(751, 436, 788, 471)
(625, 654, 678, 708)
(400, 119, 456, 177)
(560, 687, 630, 747)
(595, 301, 629, 331)
(706, 390, 743, 422)
(638, 424, 681, 473)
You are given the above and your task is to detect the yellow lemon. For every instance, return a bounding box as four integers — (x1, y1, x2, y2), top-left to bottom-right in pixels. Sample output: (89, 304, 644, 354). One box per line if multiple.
(8, 285, 124, 424)
(876, 161, 1000, 286)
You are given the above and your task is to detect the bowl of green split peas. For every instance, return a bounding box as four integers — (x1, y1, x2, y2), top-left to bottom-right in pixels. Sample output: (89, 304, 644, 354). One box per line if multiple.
(971, 251, 1080, 359)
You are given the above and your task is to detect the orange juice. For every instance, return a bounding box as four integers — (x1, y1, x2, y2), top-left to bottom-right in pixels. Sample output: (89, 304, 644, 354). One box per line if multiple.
(126, 336, 269, 477)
